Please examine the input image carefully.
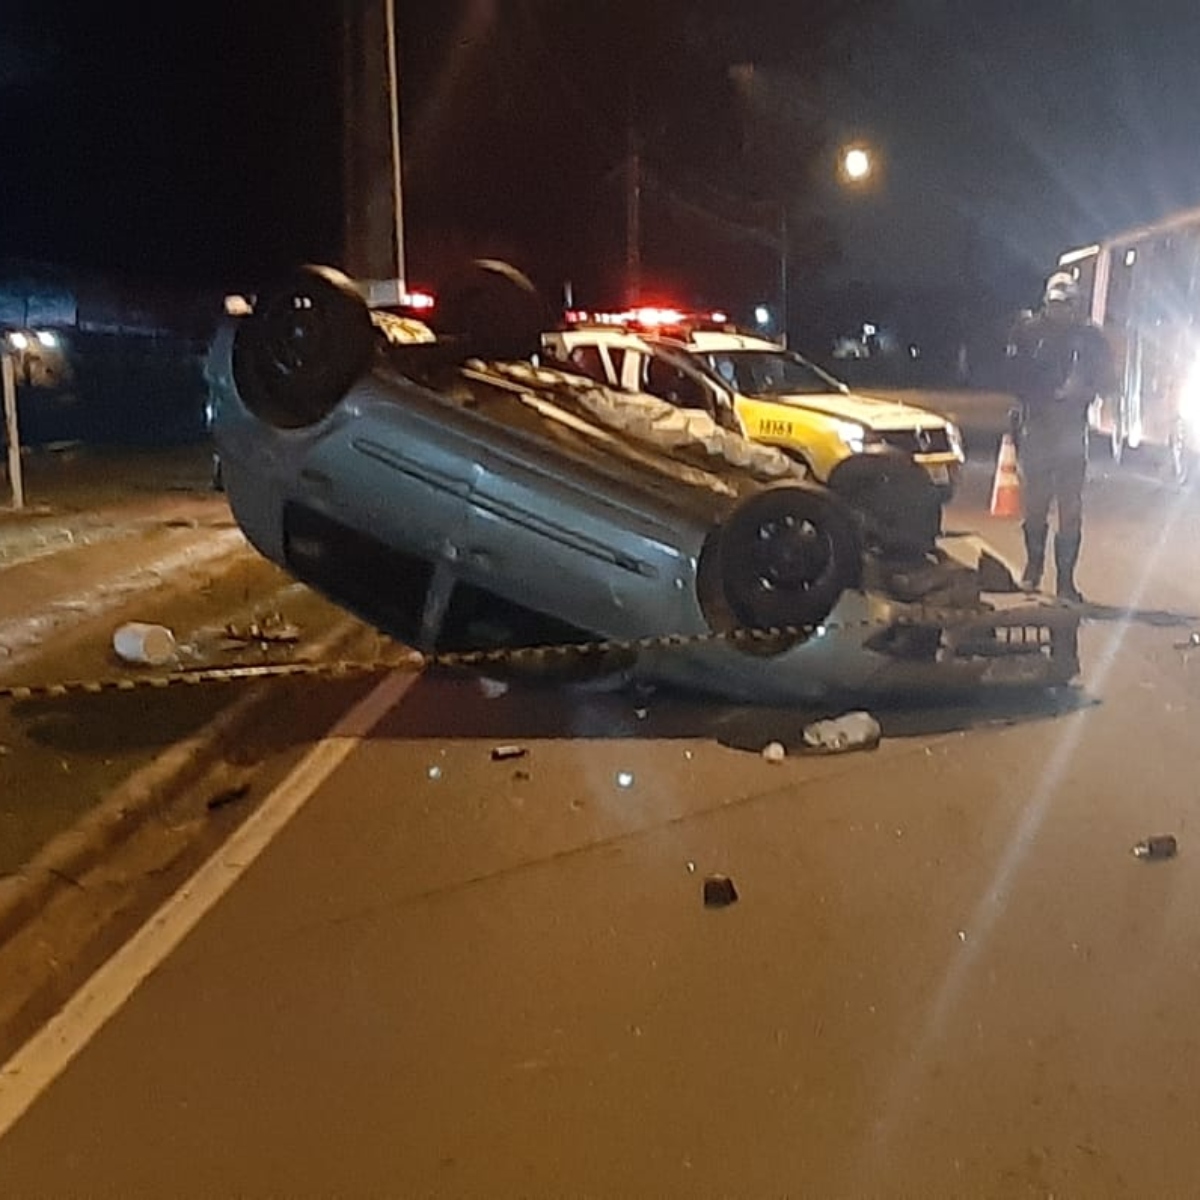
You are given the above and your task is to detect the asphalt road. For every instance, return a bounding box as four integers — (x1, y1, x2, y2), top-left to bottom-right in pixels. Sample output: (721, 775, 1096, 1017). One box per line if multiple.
(4, 456, 1200, 1198)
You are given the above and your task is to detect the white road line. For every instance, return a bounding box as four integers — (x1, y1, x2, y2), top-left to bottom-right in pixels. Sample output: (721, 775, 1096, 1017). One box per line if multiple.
(0, 528, 248, 667)
(0, 667, 420, 1139)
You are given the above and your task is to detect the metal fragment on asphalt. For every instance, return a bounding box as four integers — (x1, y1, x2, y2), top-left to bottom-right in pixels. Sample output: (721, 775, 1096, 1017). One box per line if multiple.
(1131, 834, 1178, 861)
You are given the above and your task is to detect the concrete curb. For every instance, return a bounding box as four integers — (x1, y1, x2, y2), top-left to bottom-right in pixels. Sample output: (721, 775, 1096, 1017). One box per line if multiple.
(0, 618, 376, 947)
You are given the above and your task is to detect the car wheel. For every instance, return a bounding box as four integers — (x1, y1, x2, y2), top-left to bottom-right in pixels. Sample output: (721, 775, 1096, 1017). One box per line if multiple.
(231, 265, 376, 429)
(717, 486, 859, 630)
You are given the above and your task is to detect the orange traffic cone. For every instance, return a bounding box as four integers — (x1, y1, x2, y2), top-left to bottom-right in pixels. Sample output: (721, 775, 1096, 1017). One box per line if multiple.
(990, 432, 1022, 518)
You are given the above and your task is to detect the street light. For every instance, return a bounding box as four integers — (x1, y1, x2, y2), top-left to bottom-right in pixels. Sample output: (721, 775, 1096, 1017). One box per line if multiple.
(841, 145, 873, 184)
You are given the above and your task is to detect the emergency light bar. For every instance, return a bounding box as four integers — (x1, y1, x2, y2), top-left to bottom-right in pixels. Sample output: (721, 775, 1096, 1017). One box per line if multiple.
(565, 306, 731, 330)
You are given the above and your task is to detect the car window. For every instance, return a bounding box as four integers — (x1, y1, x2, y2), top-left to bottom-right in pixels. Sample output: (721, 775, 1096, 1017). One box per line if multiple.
(644, 355, 713, 413)
(566, 344, 607, 383)
(700, 350, 846, 398)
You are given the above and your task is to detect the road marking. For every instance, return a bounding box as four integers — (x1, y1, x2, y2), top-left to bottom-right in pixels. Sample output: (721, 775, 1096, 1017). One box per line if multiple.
(0, 667, 420, 1140)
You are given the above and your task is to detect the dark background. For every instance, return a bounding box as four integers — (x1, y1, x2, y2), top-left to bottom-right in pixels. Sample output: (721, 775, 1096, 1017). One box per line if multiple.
(3, 1, 1200, 353)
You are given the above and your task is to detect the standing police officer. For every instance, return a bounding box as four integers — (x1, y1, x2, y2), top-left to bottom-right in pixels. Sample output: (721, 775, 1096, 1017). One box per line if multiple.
(1007, 271, 1115, 602)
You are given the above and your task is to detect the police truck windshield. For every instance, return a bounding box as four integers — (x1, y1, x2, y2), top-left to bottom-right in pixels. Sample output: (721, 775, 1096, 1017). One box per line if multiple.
(697, 350, 848, 398)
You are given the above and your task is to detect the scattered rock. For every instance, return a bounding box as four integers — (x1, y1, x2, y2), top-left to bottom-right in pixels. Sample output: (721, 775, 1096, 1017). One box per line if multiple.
(703, 874, 738, 908)
(207, 783, 251, 812)
(761, 741, 786, 763)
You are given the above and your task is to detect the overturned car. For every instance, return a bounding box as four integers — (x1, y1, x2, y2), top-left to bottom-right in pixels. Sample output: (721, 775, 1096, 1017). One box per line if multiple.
(207, 265, 1079, 703)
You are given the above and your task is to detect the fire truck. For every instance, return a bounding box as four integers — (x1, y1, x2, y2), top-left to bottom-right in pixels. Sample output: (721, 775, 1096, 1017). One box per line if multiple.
(1057, 203, 1200, 482)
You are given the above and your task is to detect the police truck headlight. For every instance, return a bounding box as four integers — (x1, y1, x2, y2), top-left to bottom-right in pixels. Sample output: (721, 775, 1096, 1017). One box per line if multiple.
(836, 420, 867, 453)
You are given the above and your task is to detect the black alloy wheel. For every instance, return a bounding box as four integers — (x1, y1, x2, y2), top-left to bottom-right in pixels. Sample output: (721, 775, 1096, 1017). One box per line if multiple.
(718, 486, 859, 630)
(231, 265, 377, 430)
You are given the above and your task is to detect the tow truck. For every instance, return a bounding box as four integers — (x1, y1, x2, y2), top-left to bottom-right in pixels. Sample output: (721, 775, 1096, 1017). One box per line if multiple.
(542, 308, 965, 499)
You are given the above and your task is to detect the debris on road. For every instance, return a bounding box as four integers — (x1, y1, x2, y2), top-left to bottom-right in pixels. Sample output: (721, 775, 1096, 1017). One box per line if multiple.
(491, 745, 528, 762)
(802, 711, 882, 754)
(207, 783, 252, 813)
(703, 874, 739, 908)
(478, 677, 509, 699)
(112, 621, 177, 666)
(427, 765, 443, 781)
(616, 771, 635, 789)
(761, 741, 786, 763)
(1131, 834, 1178, 861)
(220, 612, 302, 648)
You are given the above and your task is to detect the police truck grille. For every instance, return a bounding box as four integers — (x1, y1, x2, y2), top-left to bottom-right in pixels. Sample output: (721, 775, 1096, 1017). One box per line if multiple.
(878, 428, 951, 455)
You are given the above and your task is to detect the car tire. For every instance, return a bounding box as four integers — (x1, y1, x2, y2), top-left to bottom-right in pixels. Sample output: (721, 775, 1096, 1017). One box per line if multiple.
(716, 485, 859, 631)
(231, 265, 376, 430)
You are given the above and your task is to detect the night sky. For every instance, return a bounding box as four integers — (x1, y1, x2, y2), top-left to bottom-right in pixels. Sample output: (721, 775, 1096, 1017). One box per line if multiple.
(3, 1, 1199, 316)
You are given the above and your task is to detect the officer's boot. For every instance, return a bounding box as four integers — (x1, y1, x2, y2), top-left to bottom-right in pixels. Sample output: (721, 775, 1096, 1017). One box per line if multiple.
(1020, 523, 1047, 591)
(1054, 532, 1084, 603)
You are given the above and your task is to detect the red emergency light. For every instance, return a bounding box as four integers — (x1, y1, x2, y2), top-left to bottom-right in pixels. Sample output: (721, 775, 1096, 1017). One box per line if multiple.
(564, 306, 731, 332)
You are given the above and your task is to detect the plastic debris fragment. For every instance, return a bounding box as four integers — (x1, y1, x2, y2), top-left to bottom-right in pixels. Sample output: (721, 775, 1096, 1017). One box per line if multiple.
(802, 711, 881, 754)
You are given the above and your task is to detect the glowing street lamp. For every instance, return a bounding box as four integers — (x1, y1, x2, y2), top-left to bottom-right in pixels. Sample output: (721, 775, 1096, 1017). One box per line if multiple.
(841, 145, 873, 183)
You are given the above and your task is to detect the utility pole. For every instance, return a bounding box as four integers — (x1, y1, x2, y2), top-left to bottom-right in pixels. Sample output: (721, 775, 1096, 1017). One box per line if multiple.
(2, 352, 24, 510)
(342, 0, 407, 301)
(778, 206, 789, 347)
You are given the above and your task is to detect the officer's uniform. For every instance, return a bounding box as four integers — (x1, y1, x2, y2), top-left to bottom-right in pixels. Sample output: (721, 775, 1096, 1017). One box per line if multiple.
(1007, 274, 1114, 601)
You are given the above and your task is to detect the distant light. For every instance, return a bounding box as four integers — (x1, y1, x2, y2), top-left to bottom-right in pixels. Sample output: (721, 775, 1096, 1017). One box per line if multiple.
(35, 331, 58, 349)
(403, 290, 436, 311)
(843, 146, 872, 181)
(1125, 249, 1137, 267)
(710, 310, 728, 324)
(754, 305, 771, 326)
(8, 332, 28, 351)
(862, 322, 877, 337)
(909, 344, 921, 358)
(224, 294, 253, 316)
